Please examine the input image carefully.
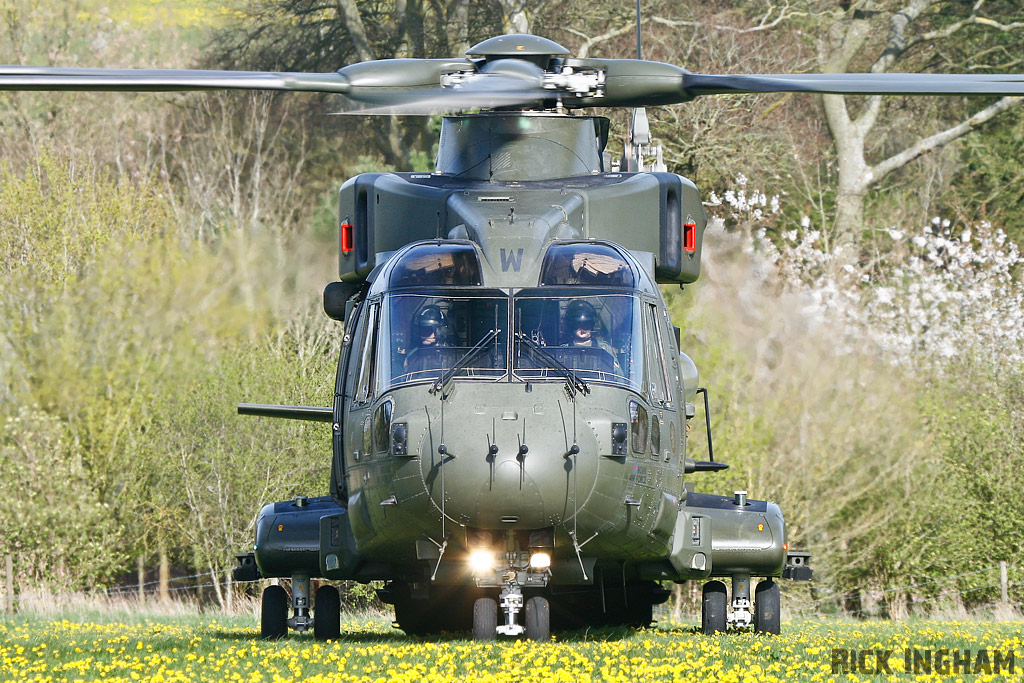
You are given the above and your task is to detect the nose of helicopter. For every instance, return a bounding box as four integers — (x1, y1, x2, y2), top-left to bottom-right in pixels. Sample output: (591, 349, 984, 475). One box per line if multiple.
(416, 394, 600, 529)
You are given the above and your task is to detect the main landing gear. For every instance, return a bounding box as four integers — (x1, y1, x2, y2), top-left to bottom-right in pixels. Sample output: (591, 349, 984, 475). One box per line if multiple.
(701, 575, 780, 635)
(260, 573, 341, 640)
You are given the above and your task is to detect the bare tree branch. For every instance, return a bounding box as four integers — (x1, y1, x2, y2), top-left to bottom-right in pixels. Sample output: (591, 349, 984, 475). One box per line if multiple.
(870, 0, 932, 73)
(870, 95, 1023, 180)
(565, 25, 634, 59)
(651, 3, 806, 35)
(905, 13, 1024, 53)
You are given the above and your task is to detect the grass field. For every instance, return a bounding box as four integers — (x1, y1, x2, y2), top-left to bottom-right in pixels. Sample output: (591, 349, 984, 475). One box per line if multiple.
(2, 613, 1023, 682)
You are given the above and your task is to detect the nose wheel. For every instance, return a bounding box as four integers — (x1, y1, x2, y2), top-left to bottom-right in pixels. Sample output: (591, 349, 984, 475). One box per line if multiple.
(524, 595, 550, 641)
(472, 597, 498, 640)
(472, 582, 551, 641)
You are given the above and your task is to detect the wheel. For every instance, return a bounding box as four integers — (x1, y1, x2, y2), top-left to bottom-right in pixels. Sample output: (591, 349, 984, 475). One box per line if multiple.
(700, 580, 727, 635)
(754, 579, 781, 635)
(525, 595, 550, 641)
(314, 585, 341, 641)
(261, 585, 288, 640)
(472, 597, 497, 641)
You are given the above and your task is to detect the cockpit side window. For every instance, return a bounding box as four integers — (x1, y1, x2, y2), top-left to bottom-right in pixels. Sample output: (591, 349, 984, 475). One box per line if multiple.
(644, 302, 671, 407)
(389, 243, 482, 288)
(540, 243, 636, 288)
(354, 301, 379, 404)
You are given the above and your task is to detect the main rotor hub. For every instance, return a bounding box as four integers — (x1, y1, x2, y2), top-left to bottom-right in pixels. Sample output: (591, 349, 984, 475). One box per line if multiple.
(467, 34, 571, 63)
(443, 35, 604, 106)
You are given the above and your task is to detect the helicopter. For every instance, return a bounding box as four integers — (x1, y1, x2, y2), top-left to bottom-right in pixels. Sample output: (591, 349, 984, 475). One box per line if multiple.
(5, 31, 1024, 642)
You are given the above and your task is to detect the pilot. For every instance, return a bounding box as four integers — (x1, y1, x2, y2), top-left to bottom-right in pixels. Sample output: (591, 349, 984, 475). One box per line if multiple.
(563, 300, 600, 347)
(405, 305, 449, 373)
(562, 300, 621, 373)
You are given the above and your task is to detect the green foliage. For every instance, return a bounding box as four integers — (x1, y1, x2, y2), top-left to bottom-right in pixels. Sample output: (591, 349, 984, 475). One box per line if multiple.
(0, 153, 339, 592)
(948, 109, 1024, 242)
(919, 366, 1024, 585)
(0, 408, 126, 591)
(152, 302, 338, 574)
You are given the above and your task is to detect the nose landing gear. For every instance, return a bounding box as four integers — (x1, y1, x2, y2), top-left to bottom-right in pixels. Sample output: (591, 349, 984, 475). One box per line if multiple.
(472, 578, 551, 641)
(495, 582, 525, 637)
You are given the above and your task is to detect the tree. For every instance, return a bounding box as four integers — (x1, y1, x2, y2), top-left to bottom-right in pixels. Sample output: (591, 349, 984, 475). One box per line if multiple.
(818, 0, 1024, 244)
(214, 0, 507, 169)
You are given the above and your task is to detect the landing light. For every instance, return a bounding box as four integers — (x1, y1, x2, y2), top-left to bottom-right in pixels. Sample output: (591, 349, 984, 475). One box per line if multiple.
(469, 549, 494, 573)
(529, 552, 551, 570)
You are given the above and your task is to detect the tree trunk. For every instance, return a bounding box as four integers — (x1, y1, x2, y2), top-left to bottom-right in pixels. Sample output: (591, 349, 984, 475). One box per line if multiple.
(497, 0, 530, 34)
(5, 553, 13, 615)
(194, 546, 204, 605)
(449, 0, 470, 56)
(158, 546, 170, 603)
(137, 555, 145, 605)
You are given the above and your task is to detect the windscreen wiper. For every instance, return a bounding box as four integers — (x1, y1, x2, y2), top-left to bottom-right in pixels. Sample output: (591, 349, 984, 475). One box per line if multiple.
(514, 332, 590, 399)
(430, 328, 502, 397)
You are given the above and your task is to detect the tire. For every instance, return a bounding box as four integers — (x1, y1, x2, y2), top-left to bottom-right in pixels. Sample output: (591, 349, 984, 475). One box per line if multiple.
(754, 579, 781, 635)
(261, 585, 289, 640)
(701, 581, 727, 635)
(314, 585, 341, 641)
(472, 597, 498, 641)
(525, 595, 550, 641)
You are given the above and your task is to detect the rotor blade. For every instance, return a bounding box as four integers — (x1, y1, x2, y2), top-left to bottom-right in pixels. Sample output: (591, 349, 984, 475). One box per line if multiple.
(331, 90, 546, 115)
(0, 66, 352, 93)
(332, 62, 549, 113)
(332, 79, 550, 115)
(682, 72, 1024, 98)
(569, 58, 1024, 108)
(0, 59, 474, 104)
(0, 58, 538, 114)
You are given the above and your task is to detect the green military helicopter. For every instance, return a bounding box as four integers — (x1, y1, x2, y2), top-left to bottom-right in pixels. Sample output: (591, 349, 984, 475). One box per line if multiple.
(5, 31, 1024, 642)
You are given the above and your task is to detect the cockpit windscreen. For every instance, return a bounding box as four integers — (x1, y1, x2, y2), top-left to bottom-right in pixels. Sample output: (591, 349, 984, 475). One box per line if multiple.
(384, 292, 508, 387)
(512, 290, 643, 389)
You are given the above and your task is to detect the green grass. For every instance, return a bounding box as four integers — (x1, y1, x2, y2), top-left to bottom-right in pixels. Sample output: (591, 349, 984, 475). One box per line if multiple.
(2, 613, 1023, 682)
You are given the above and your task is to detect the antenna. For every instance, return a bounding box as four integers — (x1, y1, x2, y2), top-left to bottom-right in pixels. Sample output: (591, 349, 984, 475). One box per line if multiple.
(635, 0, 642, 60)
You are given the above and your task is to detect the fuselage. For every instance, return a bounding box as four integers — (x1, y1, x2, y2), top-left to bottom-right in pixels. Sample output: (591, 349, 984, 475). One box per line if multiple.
(337, 239, 689, 575)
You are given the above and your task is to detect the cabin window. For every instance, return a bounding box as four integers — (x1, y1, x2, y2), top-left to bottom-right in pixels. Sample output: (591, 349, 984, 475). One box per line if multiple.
(383, 291, 508, 387)
(540, 243, 635, 288)
(512, 290, 643, 390)
(389, 243, 482, 288)
(373, 399, 393, 454)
